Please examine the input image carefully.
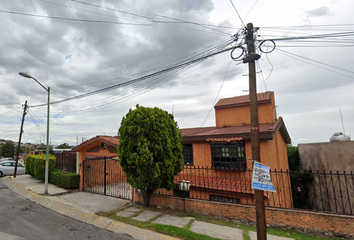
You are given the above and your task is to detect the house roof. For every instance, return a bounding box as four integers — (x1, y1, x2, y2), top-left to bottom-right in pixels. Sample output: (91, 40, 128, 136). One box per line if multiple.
(180, 117, 291, 144)
(214, 91, 273, 109)
(35, 144, 47, 150)
(72, 135, 120, 151)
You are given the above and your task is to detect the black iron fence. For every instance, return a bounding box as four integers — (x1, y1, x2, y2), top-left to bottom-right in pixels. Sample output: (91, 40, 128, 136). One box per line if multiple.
(83, 156, 131, 200)
(153, 166, 354, 216)
(55, 151, 76, 173)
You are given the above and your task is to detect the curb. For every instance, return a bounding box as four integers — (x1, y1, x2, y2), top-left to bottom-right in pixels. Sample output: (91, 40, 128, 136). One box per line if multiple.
(2, 177, 179, 240)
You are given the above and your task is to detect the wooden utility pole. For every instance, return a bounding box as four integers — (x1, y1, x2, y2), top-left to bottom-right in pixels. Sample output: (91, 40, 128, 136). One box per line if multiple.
(14, 100, 28, 178)
(244, 23, 267, 240)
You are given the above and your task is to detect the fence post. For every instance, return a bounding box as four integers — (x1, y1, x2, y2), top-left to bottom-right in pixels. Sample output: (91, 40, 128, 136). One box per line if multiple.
(344, 171, 353, 215)
(104, 157, 107, 195)
(83, 159, 85, 191)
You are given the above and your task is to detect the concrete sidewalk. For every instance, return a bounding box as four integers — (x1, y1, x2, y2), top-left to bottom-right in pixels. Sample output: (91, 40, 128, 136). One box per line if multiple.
(3, 175, 295, 240)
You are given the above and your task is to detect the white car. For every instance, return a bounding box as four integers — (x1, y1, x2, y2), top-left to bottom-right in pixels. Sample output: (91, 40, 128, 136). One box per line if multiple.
(0, 160, 26, 177)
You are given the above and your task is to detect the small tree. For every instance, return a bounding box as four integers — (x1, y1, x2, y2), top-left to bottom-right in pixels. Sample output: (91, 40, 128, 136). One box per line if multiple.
(117, 105, 184, 207)
(57, 143, 71, 149)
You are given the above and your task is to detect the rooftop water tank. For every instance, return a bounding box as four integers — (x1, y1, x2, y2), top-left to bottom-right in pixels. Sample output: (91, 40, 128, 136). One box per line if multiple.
(330, 132, 351, 142)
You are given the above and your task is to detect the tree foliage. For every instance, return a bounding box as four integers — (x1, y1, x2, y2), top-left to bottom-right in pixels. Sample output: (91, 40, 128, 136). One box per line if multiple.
(1, 142, 15, 158)
(57, 143, 71, 149)
(117, 105, 184, 207)
(287, 144, 313, 209)
(287, 144, 300, 171)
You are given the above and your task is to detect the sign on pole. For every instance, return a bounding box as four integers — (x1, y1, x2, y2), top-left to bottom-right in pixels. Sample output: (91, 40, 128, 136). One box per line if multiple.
(252, 162, 276, 192)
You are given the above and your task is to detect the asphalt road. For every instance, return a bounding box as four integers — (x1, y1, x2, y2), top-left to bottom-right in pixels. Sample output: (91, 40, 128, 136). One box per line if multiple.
(0, 179, 134, 240)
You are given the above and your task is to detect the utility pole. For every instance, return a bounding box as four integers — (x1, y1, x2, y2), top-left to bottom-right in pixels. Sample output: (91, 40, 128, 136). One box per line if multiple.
(14, 100, 28, 178)
(244, 23, 267, 240)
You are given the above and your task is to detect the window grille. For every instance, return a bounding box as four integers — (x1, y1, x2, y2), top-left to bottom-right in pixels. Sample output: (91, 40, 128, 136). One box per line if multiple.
(211, 143, 246, 169)
(182, 144, 193, 165)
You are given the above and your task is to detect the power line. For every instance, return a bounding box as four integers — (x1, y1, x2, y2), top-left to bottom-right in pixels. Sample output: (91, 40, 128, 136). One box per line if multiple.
(0, 9, 151, 26)
(153, 14, 232, 36)
(71, 0, 152, 20)
(261, 31, 354, 42)
(38, 0, 148, 24)
(276, 48, 354, 79)
(199, 59, 232, 129)
(229, 0, 246, 28)
(59, 38, 235, 88)
(276, 48, 354, 75)
(30, 44, 236, 108)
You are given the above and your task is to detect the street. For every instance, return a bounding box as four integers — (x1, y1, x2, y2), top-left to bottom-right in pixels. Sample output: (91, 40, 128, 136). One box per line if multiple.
(0, 179, 134, 240)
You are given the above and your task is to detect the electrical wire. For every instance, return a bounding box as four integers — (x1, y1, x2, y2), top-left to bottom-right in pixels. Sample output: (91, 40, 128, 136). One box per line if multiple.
(29, 40, 236, 108)
(59, 38, 235, 88)
(38, 0, 148, 24)
(153, 14, 232, 36)
(71, 0, 152, 20)
(276, 48, 354, 75)
(275, 48, 354, 79)
(199, 59, 232, 129)
(229, 0, 246, 28)
(243, 0, 259, 23)
(0, 9, 151, 26)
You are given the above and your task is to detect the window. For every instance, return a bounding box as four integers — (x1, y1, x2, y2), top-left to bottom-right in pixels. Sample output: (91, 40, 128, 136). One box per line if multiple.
(211, 143, 246, 169)
(182, 144, 193, 165)
(210, 195, 240, 204)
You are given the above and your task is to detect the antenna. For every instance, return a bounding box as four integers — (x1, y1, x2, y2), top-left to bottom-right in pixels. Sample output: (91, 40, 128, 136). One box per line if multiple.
(340, 109, 346, 134)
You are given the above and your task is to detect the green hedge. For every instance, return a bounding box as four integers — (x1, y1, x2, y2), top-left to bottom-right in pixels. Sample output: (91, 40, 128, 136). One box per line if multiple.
(25, 154, 56, 180)
(50, 169, 79, 189)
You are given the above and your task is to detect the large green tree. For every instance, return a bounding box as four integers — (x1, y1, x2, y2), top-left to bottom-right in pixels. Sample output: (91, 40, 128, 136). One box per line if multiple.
(1, 142, 15, 158)
(117, 105, 184, 207)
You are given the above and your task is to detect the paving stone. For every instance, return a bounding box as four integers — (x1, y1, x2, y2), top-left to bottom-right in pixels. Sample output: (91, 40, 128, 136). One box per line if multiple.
(153, 215, 194, 228)
(116, 207, 141, 217)
(248, 231, 295, 240)
(132, 210, 160, 222)
(190, 220, 243, 240)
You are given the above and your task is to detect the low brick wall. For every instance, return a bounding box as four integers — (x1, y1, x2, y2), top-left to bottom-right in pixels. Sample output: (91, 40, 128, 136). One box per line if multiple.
(134, 193, 354, 238)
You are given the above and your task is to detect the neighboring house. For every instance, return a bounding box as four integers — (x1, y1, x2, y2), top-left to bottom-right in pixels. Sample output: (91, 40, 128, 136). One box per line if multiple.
(72, 135, 120, 190)
(33, 144, 47, 155)
(73, 91, 292, 208)
(298, 141, 354, 214)
(174, 91, 292, 208)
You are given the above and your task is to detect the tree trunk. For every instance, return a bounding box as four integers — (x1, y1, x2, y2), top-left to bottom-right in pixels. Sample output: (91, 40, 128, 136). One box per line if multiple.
(141, 188, 154, 207)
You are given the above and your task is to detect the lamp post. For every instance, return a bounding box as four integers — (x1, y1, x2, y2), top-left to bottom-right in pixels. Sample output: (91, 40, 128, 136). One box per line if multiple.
(19, 72, 50, 195)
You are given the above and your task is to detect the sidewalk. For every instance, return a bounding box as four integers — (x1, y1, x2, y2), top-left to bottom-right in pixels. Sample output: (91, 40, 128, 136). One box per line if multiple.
(3, 175, 294, 240)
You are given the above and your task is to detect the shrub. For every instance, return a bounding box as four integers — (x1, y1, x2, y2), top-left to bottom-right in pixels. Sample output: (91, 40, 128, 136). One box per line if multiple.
(50, 169, 79, 189)
(25, 155, 34, 175)
(26, 155, 55, 180)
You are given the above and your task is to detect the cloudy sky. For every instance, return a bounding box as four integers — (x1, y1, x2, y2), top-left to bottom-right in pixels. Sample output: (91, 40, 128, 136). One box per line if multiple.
(0, 0, 353, 146)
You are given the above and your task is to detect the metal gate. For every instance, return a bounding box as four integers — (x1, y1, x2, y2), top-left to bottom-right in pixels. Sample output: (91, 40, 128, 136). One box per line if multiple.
(83, 156, 131, 200)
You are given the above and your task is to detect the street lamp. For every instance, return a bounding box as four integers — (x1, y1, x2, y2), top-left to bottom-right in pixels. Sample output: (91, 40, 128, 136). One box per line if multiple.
(19, 72, 50, 195)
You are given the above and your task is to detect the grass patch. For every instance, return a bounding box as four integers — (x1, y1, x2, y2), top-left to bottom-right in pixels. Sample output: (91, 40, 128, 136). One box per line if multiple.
(98, 207, 345, 240)
(98, 210, 223, 240)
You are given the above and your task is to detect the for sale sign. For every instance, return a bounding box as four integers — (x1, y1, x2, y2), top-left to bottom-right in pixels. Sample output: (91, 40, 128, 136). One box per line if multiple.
(251, 162, 276, 192)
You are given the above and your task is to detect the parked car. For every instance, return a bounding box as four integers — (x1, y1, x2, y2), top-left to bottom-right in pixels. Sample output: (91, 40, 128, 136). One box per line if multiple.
(0, 160, 25, 177)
